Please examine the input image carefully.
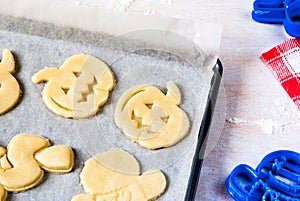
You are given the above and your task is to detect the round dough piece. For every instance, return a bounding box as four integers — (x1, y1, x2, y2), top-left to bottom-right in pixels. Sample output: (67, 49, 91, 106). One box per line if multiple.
(0, 49, 20, 115)
(114, 81, 190, 150)
(32, 54, 115, 119)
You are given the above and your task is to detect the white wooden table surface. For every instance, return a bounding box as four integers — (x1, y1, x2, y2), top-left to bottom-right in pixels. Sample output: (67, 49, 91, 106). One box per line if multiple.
(96, 0, 300, 200)
(5, 0, 300, 200)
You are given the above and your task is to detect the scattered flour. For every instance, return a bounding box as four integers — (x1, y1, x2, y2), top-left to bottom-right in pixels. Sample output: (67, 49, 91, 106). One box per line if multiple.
(162, 0, 173, 4)
(227, 118, 275, 135)
(256, 119, 276, 135)
(226, 117, 247, 124)
(73, 0, 173, 12)
(271, 97, 300, 119)
(144, 0, 173, 15)
(226, 117, 291, 135)
(107, 0, 137, 11)
(227, 97, 300, 135)
(144, 8, 157, 15)
(73, 0, 88, 6)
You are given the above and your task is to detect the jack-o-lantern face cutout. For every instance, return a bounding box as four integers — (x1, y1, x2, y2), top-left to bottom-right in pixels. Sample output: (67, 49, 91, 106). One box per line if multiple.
(32, 54, 115, 119)
(71, 149, 166, 201)
(114, 81, 190, 150)
(0, 49, 20, 115)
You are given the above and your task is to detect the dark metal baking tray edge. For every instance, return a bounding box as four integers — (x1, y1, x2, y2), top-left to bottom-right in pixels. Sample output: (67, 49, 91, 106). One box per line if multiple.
(184, 59, 223, 201)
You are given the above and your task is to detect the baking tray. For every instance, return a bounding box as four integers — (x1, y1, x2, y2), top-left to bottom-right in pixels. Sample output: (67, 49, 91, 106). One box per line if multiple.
(0, 15, 224, 201)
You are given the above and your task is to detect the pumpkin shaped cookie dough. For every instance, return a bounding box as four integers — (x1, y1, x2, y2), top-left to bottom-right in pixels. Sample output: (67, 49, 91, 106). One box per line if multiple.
(72, 149, 166, 201)
(115, 81, 190, 150)
(0, 49, 20, 115)
(0, 134, 74, 200)
(32, 54, 115, 119)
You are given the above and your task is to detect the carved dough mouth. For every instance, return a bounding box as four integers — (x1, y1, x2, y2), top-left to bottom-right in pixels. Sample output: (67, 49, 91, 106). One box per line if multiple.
(50, 96, 73, 112)
(137, 129, 160, 141)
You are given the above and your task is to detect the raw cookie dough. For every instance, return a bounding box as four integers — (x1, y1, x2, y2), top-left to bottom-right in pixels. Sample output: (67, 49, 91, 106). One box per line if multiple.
(0, 49, 20, 115)
(32, 54, 115, 119)
(114, 81, 190, 150)
(0, 134, 74, 201)
(72, 149, 166, 201)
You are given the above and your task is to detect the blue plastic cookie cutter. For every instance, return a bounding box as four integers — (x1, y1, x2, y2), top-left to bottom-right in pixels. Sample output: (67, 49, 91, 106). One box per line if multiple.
(252, 0, 285, 23)
(284, 0, 300, 38)
(226, 150, 300, 201)
(251, 0, 300, 37)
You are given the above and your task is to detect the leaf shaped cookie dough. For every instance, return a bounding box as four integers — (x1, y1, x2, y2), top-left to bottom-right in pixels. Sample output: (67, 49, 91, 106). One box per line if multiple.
(0, 134, 74, 201)
(32, 54, 115, 119)
(72, 149, 166, 201)
(0, 49, 20, 115)
(115, 81, 190, 150)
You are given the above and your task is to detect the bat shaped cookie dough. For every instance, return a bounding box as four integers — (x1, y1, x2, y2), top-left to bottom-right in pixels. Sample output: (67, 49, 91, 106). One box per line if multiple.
(0, 134, 74, 200)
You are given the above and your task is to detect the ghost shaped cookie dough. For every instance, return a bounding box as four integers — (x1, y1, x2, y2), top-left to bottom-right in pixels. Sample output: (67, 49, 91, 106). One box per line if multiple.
(32, 54, 115, 119)
(0, 49, 20, 115)
(72, 149, 166, 201)
(0, 134, 74, 201)
(115, 81, 190, 150)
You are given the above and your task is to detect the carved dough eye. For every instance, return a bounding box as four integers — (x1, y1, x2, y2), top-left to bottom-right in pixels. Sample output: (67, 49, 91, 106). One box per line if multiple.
(32, 54, 115, 119)
(145, 103, 153, 109)
(61, 87, 70, 95)
(114, 81, 190, 150)
(161, 116, 170, 123)
(73, 71, 81, 78)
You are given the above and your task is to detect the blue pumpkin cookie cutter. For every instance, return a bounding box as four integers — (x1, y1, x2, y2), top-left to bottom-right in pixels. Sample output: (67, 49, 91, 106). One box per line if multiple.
(252, 0, 300, 37)
(226, 150, 300, 201)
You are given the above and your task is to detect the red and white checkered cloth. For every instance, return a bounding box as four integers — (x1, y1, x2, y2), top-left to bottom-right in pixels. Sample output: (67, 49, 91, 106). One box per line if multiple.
(262, 38, 300, 110)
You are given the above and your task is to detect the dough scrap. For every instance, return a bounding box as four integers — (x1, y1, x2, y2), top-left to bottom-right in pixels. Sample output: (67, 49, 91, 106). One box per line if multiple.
(0, 49, 20, 115)
(32, 54, 115, 119)
(72, 149, 166, 201)
(34, 145, 74, 173)
(0, 134, 74, 201)
(114, 81, 190, 150)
